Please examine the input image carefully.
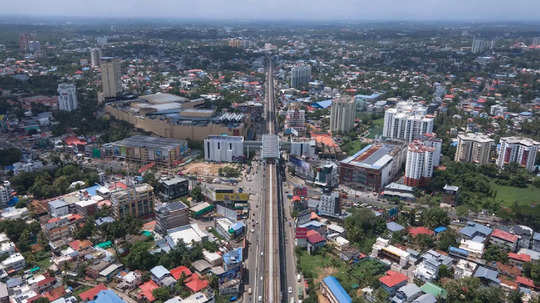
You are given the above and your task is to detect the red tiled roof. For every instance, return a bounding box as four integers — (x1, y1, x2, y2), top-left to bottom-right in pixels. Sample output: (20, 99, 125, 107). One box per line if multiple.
(37, 276, 56, 287)
(408, 226, 434, 237)
(170, 266, 192, 280)
(69, 240, 93, 251)
(185, 273, 209, 292)
(491, 229, 518, 243)
(139, 280, 159, 302)
(379, 270, 408, 288)
(64, 136, 87, 146)
(516, 276, 535, 288)
(79, 284, 108, 301)
(44, 286, 66, 301)
(508, 252, 531, 263)
(306, 230, 325, 244)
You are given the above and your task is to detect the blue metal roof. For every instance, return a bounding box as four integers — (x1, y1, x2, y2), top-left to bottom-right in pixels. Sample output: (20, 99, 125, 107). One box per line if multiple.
(322, 276, 352, 303)
(449, 246, 468, 256)
(313, 99, 333, 109)
(434, 226, 447, 233)
(223, 247, 243, 265)
(386, 222, 405, 232)
(150, 265, 170, 279)
(89, 290, 125, 303)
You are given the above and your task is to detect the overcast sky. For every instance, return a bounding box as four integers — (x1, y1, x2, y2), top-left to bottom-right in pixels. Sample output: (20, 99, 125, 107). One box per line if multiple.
(3, 0, 540, 21)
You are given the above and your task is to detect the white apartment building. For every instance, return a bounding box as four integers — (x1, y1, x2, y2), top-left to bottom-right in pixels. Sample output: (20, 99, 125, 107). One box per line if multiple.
(90, 48, 102, 67)
(318, 192, 340, 217)
(490, 104, 507, 116)
(204, 135, 244, 162)
(57, 83, 78, 111)
(419, 134, 442, 167)
(0, 181, 11, 209)
(497, 136, 539, 172)
(454, 133, 494, 165)
(383, 101, 434, 142)
(330, 95, 356, 134)
(405, 140, 434, 187)
(290, 63, 311, 88)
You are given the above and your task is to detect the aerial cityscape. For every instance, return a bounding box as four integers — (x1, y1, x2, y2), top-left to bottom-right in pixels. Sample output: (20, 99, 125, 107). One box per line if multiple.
(0, 3, 539, 303)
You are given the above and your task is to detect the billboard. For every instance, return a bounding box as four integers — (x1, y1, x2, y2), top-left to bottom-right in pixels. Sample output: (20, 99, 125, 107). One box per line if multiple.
(215, 192, 249, 202)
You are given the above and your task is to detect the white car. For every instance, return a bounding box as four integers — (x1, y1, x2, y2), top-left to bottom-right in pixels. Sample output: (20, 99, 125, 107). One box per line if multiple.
(288, 287, 293, 294)
(260, 251, 264, 256)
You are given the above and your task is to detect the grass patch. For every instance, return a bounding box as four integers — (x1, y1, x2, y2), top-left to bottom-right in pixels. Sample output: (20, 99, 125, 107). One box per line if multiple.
(367, 118, 384, 139)
(341, 141, 369, 156)
(491, 182, 540, 207)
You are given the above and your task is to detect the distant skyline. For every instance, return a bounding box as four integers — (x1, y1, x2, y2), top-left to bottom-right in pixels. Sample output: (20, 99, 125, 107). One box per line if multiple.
(2, 0, 540, 21)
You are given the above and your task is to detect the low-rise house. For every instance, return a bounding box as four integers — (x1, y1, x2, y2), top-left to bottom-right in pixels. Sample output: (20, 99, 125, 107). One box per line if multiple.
(1, 252, 25, 272)
(99, 264, 123, 281)
(116, 271, 141, 290)
(419, 282, 447, 301)
(509, 225, 533, 250)
(391, 283, 422, 303)
(414, 250, 453, 282)
(508, 253, 531, 268)
(473, 266, 500, 286)
(78, 284, 108, 301)
(490, 229, 518, 252)
(371, 238, 410, 268)
(532, 232, 540, 252)
(459, 239, 484, 259)
(150, 265, 173, 285)
(185, 273, 209, 293)
(459, 221, 492, 240)
(454, 259, 477, 279)
(412, 294, 436, 303)
(408, 227, 434, 238)
(86, 261, 111, 279)
(379, 270, 408, 295)
(306, 230, 326, 254)
(387, 222, 405, 233)
(138, 280, 159, 302)
(203, 250, 222, 266)
(170, 266, 192, 280)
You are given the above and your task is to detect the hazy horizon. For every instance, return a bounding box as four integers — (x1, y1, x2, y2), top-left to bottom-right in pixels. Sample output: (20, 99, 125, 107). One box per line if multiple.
(2, 0, 540, 22)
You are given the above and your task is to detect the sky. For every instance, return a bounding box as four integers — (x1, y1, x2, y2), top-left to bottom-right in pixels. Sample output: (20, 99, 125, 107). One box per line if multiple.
(2, 0, 540, 21)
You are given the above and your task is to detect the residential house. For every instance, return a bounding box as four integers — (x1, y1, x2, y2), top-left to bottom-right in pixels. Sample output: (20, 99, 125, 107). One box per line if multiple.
(391, 283, 422, 303)
(379, 270, 408, 295)
(459, 222, 492, 240)
(414, 250, 453, 282)
(490, 229, 518, 252)
(306, 230, 326, 254)
(473, 266, 500, 286)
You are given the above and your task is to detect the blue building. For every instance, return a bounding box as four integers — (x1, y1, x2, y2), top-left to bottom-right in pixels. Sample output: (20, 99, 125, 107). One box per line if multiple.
(321, 276, 352, 303)
(89, 290, 125, 303)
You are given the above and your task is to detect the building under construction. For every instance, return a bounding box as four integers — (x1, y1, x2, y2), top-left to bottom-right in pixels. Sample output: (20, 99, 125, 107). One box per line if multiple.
(101, 135, 188, 167)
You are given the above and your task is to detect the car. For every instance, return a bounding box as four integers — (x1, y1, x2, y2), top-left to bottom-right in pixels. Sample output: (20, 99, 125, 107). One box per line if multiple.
(260, 252, 264, 256)
(288, 287, 293, 294)
(258, 296, 263, 302)
(251, 229, 255, 233)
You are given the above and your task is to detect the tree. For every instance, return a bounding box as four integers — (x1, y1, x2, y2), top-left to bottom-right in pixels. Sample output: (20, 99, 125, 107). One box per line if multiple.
(152, 287, 171, 301)
(0, 148, 22, 166)
(345, 208, 385, 251)
(483, 245, 509, 263)
(123, 241, 158, 270)
(190, 186, 203, 201)
(437, 229, 458, 252)
(421, 208, 450, 229)
(33, 298, 50, 303)
(438, 264, 454, 280)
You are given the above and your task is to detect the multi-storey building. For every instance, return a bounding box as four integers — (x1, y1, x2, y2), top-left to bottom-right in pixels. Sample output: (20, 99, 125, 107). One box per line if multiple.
(101, 57, 122, 99)
(90, 48, 102, 67)
(404, 140, 435, 187)
(419, 133, 442, 167)
(204, 135, 244, 162)
(330, 96, 356, 134)
(454, 133, 494, 165)
(339, 141, 406, 191)
(0, 182, 11, 209)
(111, 184, 154, 218)
(290, 63, 311, 89)
(496, 137, 539, 172)
(472, 38, 494, 53)
(290, 139, 316, 158)
(155, 202, 189, 235)
(383, 101, 434, 142)
(157, 177, 189, 201)
(285, 109, 306, 136)
(57, 83, 78, 112)
(101, 135, 188, 167)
